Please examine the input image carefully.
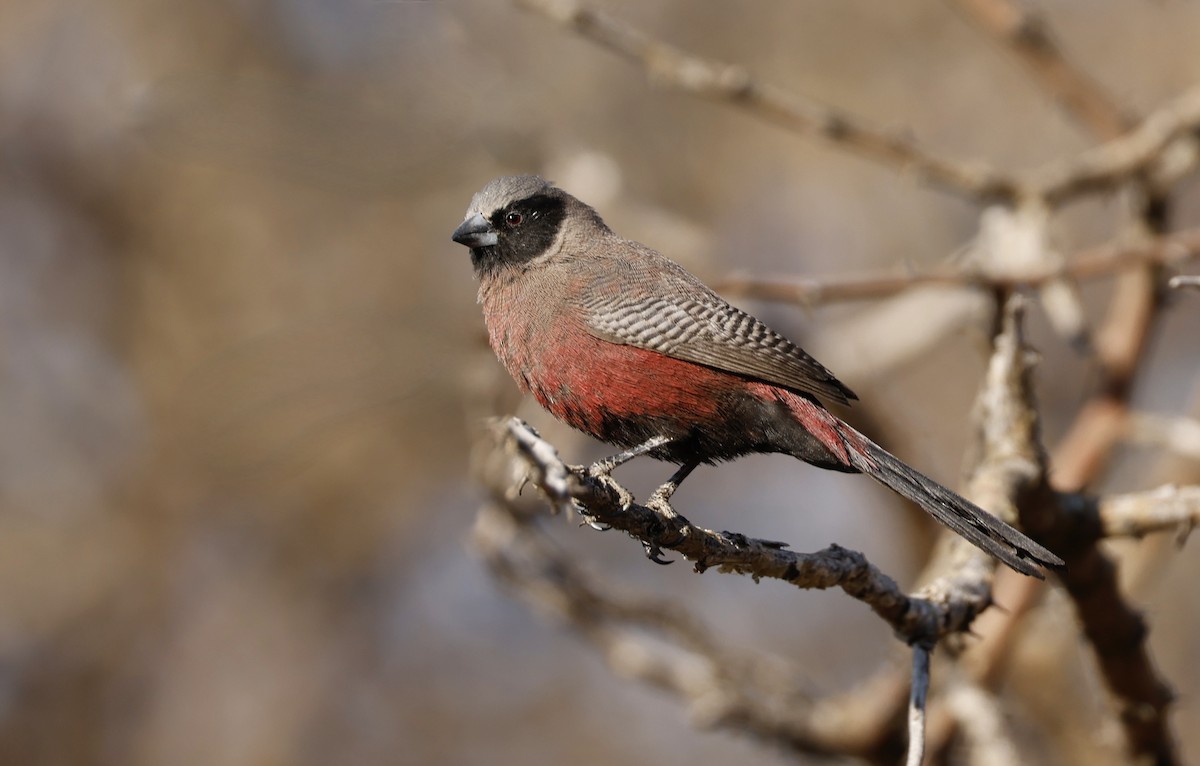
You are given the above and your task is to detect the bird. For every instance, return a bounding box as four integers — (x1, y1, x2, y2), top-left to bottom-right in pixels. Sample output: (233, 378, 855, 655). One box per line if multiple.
(451, 175, 1064, 578)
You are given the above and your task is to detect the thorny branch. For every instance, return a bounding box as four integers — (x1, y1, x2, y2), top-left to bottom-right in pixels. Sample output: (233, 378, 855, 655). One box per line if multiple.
(471, 502, 830, 754)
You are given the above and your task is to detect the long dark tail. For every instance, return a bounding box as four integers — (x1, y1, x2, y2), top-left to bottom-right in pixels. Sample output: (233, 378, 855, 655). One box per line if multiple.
(777, 390, 1064, 577)
(845, 432, 1064, 578)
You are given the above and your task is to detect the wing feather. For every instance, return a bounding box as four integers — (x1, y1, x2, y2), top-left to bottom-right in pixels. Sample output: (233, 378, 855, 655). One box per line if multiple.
(577, 254, 857, 405)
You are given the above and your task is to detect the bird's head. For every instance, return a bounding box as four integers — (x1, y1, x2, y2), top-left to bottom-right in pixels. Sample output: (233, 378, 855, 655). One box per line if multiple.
(451, 175, 580, 277)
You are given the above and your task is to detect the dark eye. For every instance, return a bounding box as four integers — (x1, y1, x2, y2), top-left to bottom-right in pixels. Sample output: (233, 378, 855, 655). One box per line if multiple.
(504, 211, 524, 227)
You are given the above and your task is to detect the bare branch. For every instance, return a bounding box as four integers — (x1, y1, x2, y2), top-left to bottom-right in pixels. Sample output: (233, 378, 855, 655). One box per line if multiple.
(966, 296, 1048, 528)
(486, 416, 991, 645)
(1125, 412, 1200, 461)
(948, 0, 1200, 206)
(514, 0, 1017, 201)
(714, 226, 1200, 307)
(946, 0, 1132, 139)
(1035, 86, 1200, 204)
(473, 488, 987, 761)
(1093, 485, 1200, 540)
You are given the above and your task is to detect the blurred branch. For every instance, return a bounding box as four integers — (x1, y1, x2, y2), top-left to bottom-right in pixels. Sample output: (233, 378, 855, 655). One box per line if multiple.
(517, 0, 1200, 213)
(514, 0, 1017, 201)
(714, 225, 1200, 307)
(1022, 256, 1179, 763)
(946, 0, 1132, 139)
(1124, 412, 1200, 461)
(1092, 485, 1200, 540)
(949, 0, 1200, 203)
(472, 503, 849, 756)
(1168, 274, 1200, 291)
(942, 681, 1023, 766)
(1027, 490, 1179, 764)
(1034, 85, 1200, 204)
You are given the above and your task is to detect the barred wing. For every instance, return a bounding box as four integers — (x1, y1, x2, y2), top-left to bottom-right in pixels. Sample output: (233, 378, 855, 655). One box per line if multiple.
(580, 282, 857, 406)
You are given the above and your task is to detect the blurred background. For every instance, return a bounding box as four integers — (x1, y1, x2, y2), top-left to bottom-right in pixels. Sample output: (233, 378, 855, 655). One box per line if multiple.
(1, 0, 1198, 764)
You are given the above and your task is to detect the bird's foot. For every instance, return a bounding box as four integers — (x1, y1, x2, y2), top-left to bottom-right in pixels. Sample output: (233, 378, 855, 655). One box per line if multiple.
(645, 485, 690, 552)
(645, 484, 683, 520)
(584, 464, 635, 509)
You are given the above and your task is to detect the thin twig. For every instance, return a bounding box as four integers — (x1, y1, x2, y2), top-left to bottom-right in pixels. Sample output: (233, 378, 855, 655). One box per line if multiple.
(906, 644, 932, 766)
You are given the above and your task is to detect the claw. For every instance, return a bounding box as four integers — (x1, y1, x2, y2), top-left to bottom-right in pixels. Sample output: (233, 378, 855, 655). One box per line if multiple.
(643, 542, 673, 565)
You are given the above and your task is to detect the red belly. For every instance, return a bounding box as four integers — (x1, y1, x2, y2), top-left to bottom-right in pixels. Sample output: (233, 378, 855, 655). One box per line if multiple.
(523, 331, 727, 438)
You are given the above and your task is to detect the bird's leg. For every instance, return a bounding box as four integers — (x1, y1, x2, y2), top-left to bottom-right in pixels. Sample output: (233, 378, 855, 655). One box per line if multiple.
(640, 460, 699, 563)
(584, 436, 672, 512)
(580, 436, 671, 510)
(587, 435, 672, 477)
(646, 460, 699, 520)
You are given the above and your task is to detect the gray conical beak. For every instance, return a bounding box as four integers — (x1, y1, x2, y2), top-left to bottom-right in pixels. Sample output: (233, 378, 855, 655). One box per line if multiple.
(452, 213, 498, 248)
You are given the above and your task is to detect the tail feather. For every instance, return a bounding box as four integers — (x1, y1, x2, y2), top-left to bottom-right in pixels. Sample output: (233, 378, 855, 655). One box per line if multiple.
(846, 433, 1064, 578)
